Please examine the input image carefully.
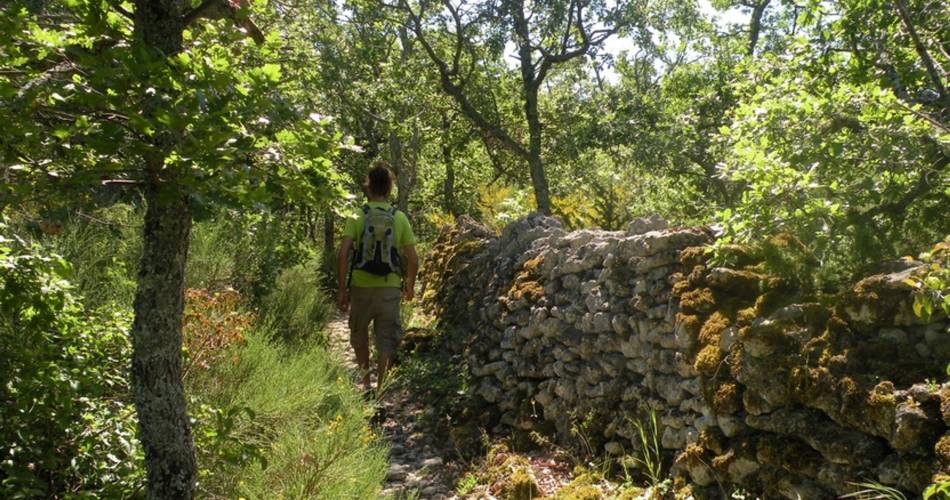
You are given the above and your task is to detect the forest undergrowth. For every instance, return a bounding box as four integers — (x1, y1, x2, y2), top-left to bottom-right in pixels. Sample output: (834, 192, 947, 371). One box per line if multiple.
(1, 204, 387, 498)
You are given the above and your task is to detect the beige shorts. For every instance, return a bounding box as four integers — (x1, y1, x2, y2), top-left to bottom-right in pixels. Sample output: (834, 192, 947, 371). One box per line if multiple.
(348, 286, 402, 357)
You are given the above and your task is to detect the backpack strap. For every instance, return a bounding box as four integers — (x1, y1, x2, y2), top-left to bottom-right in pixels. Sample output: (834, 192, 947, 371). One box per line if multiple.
(347, 204, 373, 289)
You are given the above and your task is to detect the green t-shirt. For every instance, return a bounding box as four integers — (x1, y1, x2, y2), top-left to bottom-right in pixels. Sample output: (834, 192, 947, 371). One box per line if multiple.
(344, 202, 416, 288)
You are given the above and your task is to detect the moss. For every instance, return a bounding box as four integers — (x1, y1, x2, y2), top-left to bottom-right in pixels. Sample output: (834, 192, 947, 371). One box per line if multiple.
(940, 387, 950, 426)
(699, 311, 730, 346)
(551, 467, 605, 500)
(935, 434, 950, 467)
(694, 344, 723, 376)
(614, 485, 647, 500)
(847, 381, 899, 438)
(736, 306, 757, 326)
(502, 467, 540, 500)
(727, 347, 744, 379)
(676, 313, 702, 341)
(708, 268, 765, 298)
(679, 246, 708, 267)
(868, 381, 896, 405)
(523, 255, 544, 274)
(509, 280, 545, 302)
(739, 317, 789, 349)
(789, 366, 841, 416)
(680, 287, 717, 314)
(673, 483, 695, 500)
(552, 483, 601, 500)
(712, 383, 741, 414)
(710, 451, 734, 473)
(673, 265, 708, 297)
(681, 442, 707, 465)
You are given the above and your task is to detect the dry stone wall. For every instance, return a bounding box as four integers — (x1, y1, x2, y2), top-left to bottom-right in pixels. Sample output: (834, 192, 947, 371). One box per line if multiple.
(420, 215, 950, 498)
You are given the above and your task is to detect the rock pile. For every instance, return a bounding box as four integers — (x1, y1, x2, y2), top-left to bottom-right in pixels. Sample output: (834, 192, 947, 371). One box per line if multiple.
(420, 215, 950, 497)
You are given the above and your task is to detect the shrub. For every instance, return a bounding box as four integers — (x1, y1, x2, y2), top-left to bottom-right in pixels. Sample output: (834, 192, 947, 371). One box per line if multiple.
(189, 330, 388, 498)
(182, 288, 253, 380)
(186, 219, 239, 291)
(40, 204, 143, 309)
(0, 225, 143, 497)
(260, 259, 332, 344)
(187, 212, 315, 303)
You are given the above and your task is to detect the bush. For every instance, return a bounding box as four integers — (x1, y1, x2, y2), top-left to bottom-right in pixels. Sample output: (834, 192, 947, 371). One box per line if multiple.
(0, 225, 143, 498)
(187, 212, 316, 303)
(260, 259, 333, 344)
(188, 330, 388, 498)
(40, 204, 143, 310)
(186, 219, 239, 291)
(182, 288, 254, 379)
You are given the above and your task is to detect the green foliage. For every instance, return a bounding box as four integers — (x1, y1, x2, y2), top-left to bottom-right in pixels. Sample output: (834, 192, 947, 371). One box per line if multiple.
(187, 211, 316, 301)
(628, 409, 664, 488)
(0, 223, 143, 497)
(188, 330, 388, 498)
(261, 258, 333, 345)
(456, 473, 479, 496)
(7, 204, 144, 310)
(841, 481, 908, 500)
(716, 39, 950, 287)
(904, 236, 950, 322)
(924, 480, 950, 500)
(477, 184, 534, 230)
(1, 0, 344, 215)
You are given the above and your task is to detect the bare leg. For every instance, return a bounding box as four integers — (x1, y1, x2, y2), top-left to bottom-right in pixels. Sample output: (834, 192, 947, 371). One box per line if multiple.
(353, 341, 371, 388)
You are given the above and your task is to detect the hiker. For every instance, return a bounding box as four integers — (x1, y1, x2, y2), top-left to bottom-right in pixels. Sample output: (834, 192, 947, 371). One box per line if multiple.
(336, 161, 419, 391)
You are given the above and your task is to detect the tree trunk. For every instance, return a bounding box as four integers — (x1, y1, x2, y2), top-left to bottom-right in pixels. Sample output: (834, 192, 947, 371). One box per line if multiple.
(131, 172, 196, 500)
(512, 0, 552, 215)
(443, 151, 457, 215)
(441, 112, 458, 215)
(748, 0, 770, 56)
(389, 126, 419, 213)
(524, 87, 552, 215)
(323, 209, 335, 259)
(388, 131, 409, 212)
(131, 1, 197, 498)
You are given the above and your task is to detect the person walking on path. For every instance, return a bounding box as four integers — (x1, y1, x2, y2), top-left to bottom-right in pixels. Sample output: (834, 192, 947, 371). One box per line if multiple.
(336, 162, 419, 392)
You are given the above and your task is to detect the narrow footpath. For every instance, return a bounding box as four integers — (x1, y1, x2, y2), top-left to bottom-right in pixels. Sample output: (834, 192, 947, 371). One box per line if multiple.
(326, 315, 458, 499)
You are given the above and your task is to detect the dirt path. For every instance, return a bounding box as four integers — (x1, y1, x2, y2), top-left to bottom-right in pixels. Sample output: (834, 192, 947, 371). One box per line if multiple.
(326, 315, 458, 499)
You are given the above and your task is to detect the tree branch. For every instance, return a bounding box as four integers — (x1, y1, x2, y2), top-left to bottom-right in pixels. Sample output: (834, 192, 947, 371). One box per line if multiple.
(397, 0, 530, 159)
(893, 0, 948, 104)
(181, 0, 217, 25)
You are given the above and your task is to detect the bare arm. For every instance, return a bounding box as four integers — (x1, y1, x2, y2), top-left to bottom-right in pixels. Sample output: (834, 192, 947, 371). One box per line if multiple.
(337, 236, 353, 311)
(402, 244, 419, 301)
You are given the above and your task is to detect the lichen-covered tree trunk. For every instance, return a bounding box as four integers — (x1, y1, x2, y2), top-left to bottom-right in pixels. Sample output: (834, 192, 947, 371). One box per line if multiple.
(130, 0, 197, 497)
(131, 177, 196, 499)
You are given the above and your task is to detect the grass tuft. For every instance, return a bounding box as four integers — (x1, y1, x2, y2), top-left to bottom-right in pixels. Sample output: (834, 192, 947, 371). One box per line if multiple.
(261, 259, 333, 345)
(190, 330, 387, 499)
